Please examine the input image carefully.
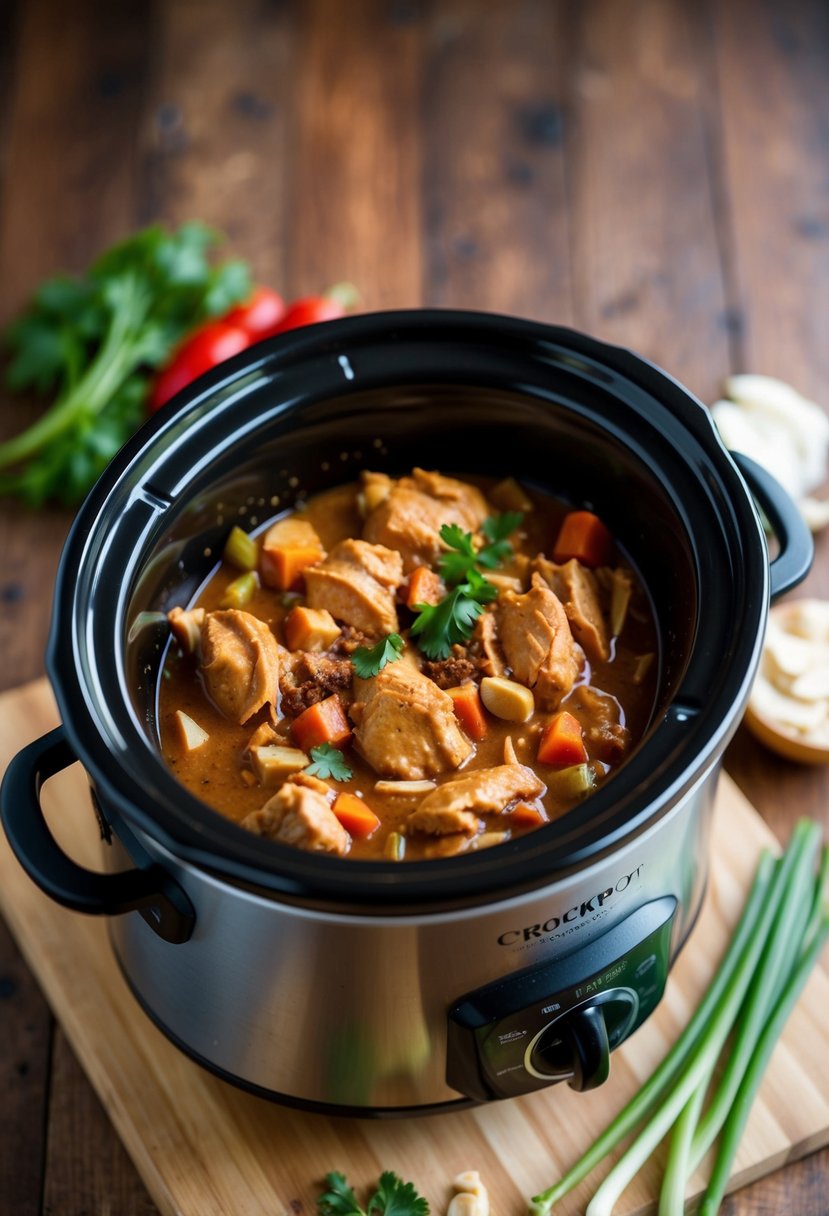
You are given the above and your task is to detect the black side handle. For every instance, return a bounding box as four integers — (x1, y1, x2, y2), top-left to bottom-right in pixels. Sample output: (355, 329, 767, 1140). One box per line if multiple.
(563, 1003, 611, 1092)
(731, 451, 814, 603)
(0, 726, 194, 944)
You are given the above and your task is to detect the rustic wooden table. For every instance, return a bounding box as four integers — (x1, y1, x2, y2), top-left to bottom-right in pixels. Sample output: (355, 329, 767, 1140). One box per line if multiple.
(1, 0, 828, 1212)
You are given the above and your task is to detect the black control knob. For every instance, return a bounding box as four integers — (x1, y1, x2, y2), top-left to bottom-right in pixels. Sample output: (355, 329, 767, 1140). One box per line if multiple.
(527, 988, 639, 1091)
(562, 1003, 610, 1091)
(445, 898, 676, 1103)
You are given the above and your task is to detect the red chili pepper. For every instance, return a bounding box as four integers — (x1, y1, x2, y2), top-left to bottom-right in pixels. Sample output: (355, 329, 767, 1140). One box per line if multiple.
(222, 286, 286, 339)
(268, 283, 360, 336)
(149, 321, 252, 411)
(148, 283, 359, 412)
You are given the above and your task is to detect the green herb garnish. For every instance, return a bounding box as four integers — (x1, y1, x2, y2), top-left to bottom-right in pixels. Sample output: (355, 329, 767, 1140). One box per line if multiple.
(305, 742, 353, 782)
(410, 573, 497, 660)
(479, 509, 524, 566)
(437, 512, 523, 583)
(410, 513, 522, 660)
(0, 222, 250, 505)
(318, 1171, 429, 1216)
(436, 522, 479, 584)
(351, 632, 405, 679)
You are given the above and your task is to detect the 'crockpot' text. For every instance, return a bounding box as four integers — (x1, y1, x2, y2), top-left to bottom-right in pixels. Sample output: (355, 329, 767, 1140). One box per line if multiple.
(496, 865, 644, 946)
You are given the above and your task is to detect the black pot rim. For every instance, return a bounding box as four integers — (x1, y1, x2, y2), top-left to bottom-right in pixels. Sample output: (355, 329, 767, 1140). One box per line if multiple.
(47, 309, 770, 912)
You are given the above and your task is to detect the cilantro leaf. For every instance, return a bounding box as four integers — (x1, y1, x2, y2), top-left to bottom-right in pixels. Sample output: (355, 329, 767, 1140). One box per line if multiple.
(317, 1172, 428, 1216)
(464, 566, 499, 602)
(410, 579, 495, 660)
(412, 514, 518, 661)
(4, 315, 69, 394)
(477, 510, 524, 568)
(482, 510, 524, 543)
(351, 633, 405, 679)
(318, 1173, 366, 1216)
(369, 1173, 429, 1216)
(437, 522, 478, 585)
(305, 742, 353, 782)
(437, 513, 524, 582)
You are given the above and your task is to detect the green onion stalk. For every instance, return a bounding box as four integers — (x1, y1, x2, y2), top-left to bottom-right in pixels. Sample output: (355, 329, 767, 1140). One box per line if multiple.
(531, 819, 826, 1216)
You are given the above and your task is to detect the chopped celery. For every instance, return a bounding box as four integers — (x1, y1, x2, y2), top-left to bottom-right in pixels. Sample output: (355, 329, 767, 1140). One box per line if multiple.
(223, 525, 258, 571)
(385, 832, 406, 861)
(221, 571, 258, 609)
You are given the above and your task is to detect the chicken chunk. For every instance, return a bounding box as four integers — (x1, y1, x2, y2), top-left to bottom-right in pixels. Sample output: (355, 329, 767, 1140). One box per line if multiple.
(201, 609, 280, 724)
(533, 555, 610, 663)
(240, 777, 348, 855)
(304, 538, 403, 636)
(569, 686, 631, 763)
(474, 611, 506, 677)
(168, 606, 205, 655)
(358, 470, 393, 515)
(410, 763, 544, 825)
(406, 806, 481, 836)
(351, 659, 473, 779)
(362, 467, 490, 572)
(496, 573, 580, 710)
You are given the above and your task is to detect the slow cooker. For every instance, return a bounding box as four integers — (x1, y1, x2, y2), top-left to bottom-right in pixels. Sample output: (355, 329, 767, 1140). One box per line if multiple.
(1, 311, 812, 1115)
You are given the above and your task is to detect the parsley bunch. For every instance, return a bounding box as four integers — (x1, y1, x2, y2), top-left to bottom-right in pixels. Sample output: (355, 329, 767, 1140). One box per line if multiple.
(318, 1171, 429, 1216)
(410, 512, 523, 660)
(0, 222, 250, 505)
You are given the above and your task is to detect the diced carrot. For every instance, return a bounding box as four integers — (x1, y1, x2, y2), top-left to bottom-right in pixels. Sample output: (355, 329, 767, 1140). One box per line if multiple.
(283, 605, 340, 652)
(405, 565, 444, 608)
(509, 802, 547, 830)
(537, 711, 589, 767)
(261, 545, 323, 591)
(552, 510, 613, 568)
(332, 792, 380, 838)
(291, 695, 352, 752)
(447, 683, 488, 741)
(260, 518, 324, 590)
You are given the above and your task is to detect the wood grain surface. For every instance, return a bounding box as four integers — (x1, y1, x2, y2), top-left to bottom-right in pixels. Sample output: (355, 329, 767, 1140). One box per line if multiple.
(2, 679, 829, 1216)
(1, 0, 829, 1212)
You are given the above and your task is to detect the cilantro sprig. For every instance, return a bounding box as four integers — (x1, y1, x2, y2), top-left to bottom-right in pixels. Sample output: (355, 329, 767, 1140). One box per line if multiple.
(410, 576, 497, 659)
(479, 510, 525, 565)
(305, 742, 353, 782)
(0, 222, 250, 505)
(351, 632, 405, 679)
(318, 1171, 429, 1216)
(410, 512, 523, 660)
(437, 512, 524, 582)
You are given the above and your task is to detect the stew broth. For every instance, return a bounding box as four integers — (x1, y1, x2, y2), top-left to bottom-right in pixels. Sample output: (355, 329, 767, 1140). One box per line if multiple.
(158, 471, 658, 861)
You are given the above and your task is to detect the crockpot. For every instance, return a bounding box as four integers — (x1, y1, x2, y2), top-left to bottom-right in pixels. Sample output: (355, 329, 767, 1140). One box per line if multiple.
(0, 311, 812, 1115)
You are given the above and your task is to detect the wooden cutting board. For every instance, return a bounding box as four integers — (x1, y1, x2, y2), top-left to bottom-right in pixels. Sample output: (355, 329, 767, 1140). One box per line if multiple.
(1, 679, 828, 1216)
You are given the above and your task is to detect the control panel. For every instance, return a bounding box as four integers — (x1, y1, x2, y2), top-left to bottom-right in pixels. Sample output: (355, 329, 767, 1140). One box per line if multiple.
(446, 897, 676, 1101)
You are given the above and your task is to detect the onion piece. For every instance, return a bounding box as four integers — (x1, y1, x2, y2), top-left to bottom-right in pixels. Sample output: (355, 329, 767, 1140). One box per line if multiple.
(374, 779, 437, 796)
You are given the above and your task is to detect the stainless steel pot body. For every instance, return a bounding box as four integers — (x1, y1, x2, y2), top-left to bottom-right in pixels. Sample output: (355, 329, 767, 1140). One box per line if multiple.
(0, 312, 813, 1114)
(103, 763, 716, 1111)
